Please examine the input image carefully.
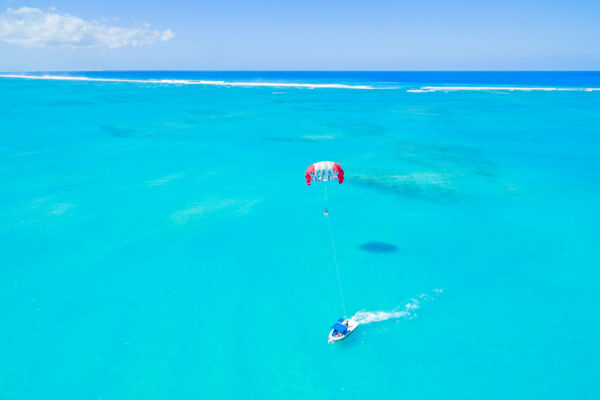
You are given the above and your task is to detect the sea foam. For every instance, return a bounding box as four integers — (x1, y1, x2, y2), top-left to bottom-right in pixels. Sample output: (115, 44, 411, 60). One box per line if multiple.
(0, 74, 374, 90)
(407, 86, 600, 93)
(4, 75, 597, 92)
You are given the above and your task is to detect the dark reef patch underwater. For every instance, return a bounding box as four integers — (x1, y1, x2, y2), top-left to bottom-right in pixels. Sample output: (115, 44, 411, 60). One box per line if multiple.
(359, 242, 399, 253)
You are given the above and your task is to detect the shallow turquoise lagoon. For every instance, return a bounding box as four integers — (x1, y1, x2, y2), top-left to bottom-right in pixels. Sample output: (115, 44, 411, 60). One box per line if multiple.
(1, 72, 599, 399)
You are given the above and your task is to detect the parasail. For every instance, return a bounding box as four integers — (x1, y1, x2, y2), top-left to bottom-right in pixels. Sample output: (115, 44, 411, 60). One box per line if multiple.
(305, 160, 348, 320)
(305, 161, 344, 186)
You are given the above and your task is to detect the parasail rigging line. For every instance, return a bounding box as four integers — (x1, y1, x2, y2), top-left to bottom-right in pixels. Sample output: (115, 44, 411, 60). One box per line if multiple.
(324, 184, 347, 317)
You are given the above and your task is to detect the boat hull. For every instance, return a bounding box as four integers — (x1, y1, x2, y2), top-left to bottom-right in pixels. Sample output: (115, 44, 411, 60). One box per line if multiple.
(328, 318, 359, 343)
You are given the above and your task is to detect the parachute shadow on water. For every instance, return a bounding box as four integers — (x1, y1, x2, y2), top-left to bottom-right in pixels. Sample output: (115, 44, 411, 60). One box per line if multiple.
(359, 242, 398, 253)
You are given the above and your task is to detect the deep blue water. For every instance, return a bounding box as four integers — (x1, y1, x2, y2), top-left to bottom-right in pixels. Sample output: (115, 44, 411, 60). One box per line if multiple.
(1, 72, 599, 399)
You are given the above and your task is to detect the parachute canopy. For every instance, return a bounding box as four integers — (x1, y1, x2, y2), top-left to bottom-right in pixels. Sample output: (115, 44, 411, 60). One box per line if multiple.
(305, 161, 344, 186)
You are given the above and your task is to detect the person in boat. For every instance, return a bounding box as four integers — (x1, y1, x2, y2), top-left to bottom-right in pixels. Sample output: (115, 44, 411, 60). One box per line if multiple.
(337, 321, 348, 335)
(331, 319, 348, 337)
(324, 208, 329, 216)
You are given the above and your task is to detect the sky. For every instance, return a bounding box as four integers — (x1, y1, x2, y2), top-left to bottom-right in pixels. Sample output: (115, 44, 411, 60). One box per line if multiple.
(0, 0, 599, 71)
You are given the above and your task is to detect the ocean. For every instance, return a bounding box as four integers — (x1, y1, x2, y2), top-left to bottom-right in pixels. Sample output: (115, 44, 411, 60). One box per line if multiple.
(1, 71, 599, 399)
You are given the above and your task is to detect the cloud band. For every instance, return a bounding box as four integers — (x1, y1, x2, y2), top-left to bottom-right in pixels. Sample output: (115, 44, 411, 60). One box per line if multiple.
(0, 7, 174, 48)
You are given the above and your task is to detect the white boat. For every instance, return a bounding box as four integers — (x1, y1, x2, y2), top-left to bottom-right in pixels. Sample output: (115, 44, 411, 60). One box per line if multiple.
(328, 318, 359, 343)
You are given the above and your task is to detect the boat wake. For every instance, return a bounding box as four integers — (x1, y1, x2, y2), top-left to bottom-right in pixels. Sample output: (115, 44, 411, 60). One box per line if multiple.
(352, 289, 443, 325)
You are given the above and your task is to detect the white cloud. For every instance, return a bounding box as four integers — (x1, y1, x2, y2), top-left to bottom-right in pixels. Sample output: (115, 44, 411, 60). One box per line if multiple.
(0, 7, 174, 48)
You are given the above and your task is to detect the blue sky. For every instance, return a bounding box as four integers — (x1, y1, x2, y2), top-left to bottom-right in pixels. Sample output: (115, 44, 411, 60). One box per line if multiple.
(1, 0, 599, 70)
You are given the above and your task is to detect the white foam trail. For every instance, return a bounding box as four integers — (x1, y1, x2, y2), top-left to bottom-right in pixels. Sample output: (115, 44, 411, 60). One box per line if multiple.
(353, 290, 442, 325)
(353, 309, 412, 324)
(408, 86, 600, 93)
(0, 74, 374, 89)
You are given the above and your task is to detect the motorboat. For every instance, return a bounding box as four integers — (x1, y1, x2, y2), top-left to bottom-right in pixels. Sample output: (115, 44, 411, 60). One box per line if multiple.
(328, 317, 359, 343)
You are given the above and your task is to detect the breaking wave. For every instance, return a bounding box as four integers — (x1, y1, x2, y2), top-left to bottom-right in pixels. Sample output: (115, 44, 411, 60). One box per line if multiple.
(5, 74, 598, 93)
(3, 75, 598, 92)
(353, 289, 443, 325)
(407, 86, 600, 93)
(0, 74, 374, 90)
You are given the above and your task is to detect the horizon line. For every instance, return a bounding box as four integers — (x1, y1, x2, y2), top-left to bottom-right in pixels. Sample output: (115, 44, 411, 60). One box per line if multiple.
(2, 69, 600, 73)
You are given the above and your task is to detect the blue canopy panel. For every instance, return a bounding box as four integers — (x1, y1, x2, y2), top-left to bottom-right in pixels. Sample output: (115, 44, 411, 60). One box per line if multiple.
(331, 322, 348, 333)
(337, 318, 345, 323)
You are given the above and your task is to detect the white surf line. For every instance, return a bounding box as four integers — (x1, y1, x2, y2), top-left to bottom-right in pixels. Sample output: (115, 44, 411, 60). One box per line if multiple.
(407, 86, 600, 93)
(353, 289, 443, 325)
(0, 74, 374, 90)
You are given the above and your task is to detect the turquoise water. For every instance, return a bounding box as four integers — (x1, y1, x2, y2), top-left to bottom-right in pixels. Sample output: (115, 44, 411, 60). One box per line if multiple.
(1, 72, 599, 399)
